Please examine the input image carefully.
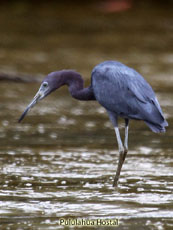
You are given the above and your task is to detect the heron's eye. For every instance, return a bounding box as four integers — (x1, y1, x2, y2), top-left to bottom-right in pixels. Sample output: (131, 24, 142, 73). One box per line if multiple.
(42, 82, 48, 88)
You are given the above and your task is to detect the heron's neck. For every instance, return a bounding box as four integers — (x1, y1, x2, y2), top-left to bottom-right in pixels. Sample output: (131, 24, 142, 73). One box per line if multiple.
(63, 71, 96, 101)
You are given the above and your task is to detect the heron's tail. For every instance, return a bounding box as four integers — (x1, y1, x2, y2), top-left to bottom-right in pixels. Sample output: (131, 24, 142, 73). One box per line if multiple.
(144, 120, 168, 133)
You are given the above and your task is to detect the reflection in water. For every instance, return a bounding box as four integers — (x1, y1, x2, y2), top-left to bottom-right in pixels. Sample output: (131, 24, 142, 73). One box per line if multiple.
(0, 1, 173, 230)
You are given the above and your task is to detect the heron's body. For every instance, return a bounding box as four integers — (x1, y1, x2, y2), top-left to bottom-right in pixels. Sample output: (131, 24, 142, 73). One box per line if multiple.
(91, 61, 167, 132)
(19, 60, 168, 187)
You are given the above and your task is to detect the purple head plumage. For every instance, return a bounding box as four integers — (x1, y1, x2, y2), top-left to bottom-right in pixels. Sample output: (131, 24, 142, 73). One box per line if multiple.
(18, 71, 65, 123)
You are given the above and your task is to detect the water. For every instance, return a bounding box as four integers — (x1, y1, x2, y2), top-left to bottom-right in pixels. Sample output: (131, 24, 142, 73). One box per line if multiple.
(0, 2, 173, 230)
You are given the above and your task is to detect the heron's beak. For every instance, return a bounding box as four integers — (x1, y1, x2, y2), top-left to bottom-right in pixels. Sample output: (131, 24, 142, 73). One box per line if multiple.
(18, 84, 49, 123)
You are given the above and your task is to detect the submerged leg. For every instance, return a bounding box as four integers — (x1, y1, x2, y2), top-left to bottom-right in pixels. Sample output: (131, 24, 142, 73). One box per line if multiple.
(113, 126, 125, 187)
(123, 119, 129, 161)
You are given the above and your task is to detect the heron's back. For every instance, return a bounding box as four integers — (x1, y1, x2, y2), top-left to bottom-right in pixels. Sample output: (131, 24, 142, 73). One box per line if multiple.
(91, 61, 168, 132)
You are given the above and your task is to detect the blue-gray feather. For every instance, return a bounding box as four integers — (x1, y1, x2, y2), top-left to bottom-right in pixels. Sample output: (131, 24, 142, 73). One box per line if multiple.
(91, 61, 168, 133)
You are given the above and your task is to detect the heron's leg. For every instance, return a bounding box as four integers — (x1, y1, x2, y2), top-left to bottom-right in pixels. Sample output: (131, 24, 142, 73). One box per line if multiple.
(107, 111, 125, 187)
(113, 126, 125, 187)
(123, 119, 129, 161)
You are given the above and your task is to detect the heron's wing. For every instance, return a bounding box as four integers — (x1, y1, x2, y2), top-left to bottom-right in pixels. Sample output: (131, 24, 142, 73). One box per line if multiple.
(127, 75, 168, 127)
(126, 71, 166, 119)
(92, 66, 166, 123)
(126, 75, 154, 103)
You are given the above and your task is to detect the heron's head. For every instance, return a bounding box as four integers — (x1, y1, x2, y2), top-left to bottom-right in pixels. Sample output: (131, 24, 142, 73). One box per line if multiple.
(18, 71, 65, 123)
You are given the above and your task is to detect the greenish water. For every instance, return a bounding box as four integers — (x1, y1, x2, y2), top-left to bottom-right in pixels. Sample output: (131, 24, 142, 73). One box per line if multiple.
(0, 2, 173, 230)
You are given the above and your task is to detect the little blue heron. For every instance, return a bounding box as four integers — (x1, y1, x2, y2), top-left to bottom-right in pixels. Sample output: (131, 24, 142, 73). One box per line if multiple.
(18, 61, 168, 187)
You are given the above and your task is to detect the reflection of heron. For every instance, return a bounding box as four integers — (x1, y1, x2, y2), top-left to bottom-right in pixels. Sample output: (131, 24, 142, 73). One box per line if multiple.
(19, 61, 168, 187)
